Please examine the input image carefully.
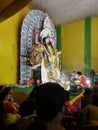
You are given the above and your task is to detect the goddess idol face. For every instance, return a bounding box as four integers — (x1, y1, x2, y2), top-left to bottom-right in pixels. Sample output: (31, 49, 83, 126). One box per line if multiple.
(45, 36, 50, 44)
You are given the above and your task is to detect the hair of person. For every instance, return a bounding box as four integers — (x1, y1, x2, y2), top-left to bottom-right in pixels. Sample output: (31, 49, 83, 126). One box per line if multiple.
(64, 90, 70, 102)
(42, 37, 55, 54)
(35, 82, 66, 121)
(92, 94, 98, 106)
(3, 87, 12, 93)
(89, 69, 95, 75)
(0, 91, 8, 101)
(42, 37, 51, 55)
(77, 71, 82, 75)
(28, 85, 39, 99)
(83, 88, 92, 97)
(19, 98, 36, 117)
(42, 37, 46, 44)
(0, 91, 8, 122)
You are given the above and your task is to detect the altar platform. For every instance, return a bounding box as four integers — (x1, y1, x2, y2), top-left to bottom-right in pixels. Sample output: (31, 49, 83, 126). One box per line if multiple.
(13, 85, 84, 105)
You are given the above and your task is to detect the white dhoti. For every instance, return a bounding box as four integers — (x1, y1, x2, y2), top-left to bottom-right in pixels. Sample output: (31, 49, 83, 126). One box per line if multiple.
(41, 58, 49, 83)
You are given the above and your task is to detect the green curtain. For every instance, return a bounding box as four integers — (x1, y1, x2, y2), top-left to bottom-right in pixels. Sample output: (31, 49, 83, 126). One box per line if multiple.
(55, 24, 61, 69)
(55, 24, 61, 50)
(84, 18, 91, 76)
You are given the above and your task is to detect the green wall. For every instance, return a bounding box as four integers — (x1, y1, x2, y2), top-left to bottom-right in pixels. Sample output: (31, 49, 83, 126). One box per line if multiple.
(61, 16, 98, 75)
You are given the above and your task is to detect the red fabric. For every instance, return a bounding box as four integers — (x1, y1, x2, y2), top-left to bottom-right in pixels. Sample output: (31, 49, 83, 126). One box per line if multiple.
(79, 75, 89, 88)
(27, 80, 32, 86)
(72, 97, 81, 109)
(3, 101, 16, 114)
(65, 97, 81, 116)
(65, 102, 77, 116)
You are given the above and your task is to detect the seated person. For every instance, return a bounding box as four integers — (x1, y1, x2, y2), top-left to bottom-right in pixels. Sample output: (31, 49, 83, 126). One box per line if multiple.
(89, 69, 95, 87)
(0, 91, 20, 126)
(76, 88, 93, 124)
(3, 86, 19, 109)
(80, 94, 98, 125)
(81, 88, 93, 109)
(35, 82, 67, 130)
(3, 86, 14, 101)
(77, 71, 89, 88)
(19, 99, 36, 117)
(0, 91, 19, 114)
(15, 98, 36, 130)
(70, 71, 77, 83)
(81, 104, 98, 125)
(94, 71, 98, 85)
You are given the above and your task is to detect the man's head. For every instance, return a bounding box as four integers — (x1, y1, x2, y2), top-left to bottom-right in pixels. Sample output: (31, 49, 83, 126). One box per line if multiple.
(35, 82, 66, 121)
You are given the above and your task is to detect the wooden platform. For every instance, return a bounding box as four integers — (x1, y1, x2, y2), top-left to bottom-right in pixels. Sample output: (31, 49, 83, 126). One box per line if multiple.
(12, 91, 29, 105)
(12, 87, 83, 105)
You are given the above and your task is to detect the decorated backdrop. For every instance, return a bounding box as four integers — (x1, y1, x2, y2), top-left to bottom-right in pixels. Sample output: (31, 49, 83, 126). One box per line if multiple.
(20, 10, 57, 85)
